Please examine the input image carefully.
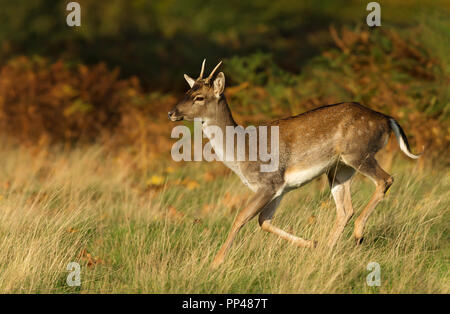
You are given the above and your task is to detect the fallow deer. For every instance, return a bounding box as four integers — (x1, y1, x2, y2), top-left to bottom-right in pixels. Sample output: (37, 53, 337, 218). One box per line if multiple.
(168, 60, 421, 268)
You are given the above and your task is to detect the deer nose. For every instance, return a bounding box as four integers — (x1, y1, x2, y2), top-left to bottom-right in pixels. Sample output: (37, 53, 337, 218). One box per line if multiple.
(168, 109, 181, 121)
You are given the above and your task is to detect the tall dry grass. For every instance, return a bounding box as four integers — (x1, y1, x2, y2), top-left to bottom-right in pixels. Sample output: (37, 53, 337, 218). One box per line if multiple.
(0, 141, 447, 293)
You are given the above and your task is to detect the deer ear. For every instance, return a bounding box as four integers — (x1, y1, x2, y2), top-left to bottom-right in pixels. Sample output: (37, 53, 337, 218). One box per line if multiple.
(213, 72, 225, 97)
(184, 74, 195, 88)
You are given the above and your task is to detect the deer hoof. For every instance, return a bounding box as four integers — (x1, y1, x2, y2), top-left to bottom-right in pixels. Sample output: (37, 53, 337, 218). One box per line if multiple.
(297, 239, 317, 248)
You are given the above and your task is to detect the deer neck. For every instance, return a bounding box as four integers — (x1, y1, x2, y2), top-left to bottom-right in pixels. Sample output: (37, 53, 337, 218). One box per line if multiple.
(202, 96, 237, 163)
(202, 97, 257, 190)
(203, 96, 237, 130)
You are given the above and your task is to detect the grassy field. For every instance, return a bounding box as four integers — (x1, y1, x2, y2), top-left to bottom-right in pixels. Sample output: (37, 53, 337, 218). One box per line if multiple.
(0, 0, 448, 295)
(0, 141, 447, 293)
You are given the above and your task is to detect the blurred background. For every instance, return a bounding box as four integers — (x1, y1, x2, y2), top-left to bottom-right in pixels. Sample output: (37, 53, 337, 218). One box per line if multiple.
(0, 0, 448, 166)
(0, 1, 448, 294)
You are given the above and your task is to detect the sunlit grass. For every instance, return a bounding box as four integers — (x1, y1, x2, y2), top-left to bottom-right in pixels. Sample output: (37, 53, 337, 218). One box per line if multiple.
(0, 143, 447, 293)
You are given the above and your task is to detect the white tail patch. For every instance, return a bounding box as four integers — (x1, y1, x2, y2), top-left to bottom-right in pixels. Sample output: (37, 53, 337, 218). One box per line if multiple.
(389, 119, 421, 159)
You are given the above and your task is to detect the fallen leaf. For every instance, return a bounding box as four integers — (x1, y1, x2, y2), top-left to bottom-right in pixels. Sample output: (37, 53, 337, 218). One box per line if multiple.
(3, 181, 10, 190)
(147, 175, 165, 187)
(186, 180, 199, 190)
(202, 203, 214, 215)
(320, 201, 330, 208)
(168, 206, 184, 220)
(203, 172, 214, 182)
(79, 249, 104, 267)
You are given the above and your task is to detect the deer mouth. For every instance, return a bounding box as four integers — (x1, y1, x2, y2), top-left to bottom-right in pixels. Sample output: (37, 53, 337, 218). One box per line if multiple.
(168, 111, 184, 121)
(169, 115, 183, 122)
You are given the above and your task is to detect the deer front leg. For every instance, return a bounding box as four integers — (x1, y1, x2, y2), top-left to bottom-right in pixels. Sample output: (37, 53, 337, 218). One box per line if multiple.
(258, 196, 316, 248)
(211, 189, 275, 269)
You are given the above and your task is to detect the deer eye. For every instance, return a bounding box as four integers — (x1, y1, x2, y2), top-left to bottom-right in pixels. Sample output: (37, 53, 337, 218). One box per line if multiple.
(194, 96, 204, 102)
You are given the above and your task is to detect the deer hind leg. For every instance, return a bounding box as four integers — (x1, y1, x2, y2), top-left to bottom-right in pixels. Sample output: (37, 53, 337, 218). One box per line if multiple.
(258, 195, 316, 248)
(211, 189, 275, 269)
(327, 164, 355, 247)
(342, 155, 393, 244)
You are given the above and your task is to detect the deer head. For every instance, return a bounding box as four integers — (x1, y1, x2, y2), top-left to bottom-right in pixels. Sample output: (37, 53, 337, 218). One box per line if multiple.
(168, 60, 225, 122)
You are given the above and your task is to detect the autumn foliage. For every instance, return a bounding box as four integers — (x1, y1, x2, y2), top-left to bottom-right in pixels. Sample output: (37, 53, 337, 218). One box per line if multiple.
(0, 56, 147, 142)
(0, 27, 447, 165)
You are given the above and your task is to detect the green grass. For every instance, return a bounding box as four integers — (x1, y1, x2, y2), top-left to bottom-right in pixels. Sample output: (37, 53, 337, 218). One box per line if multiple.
(0, 143, 447, 293)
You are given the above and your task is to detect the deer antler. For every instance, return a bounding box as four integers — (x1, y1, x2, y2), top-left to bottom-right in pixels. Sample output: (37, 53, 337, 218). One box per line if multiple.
(206, 61, 223, 82)
(198, 59, 206, 79)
